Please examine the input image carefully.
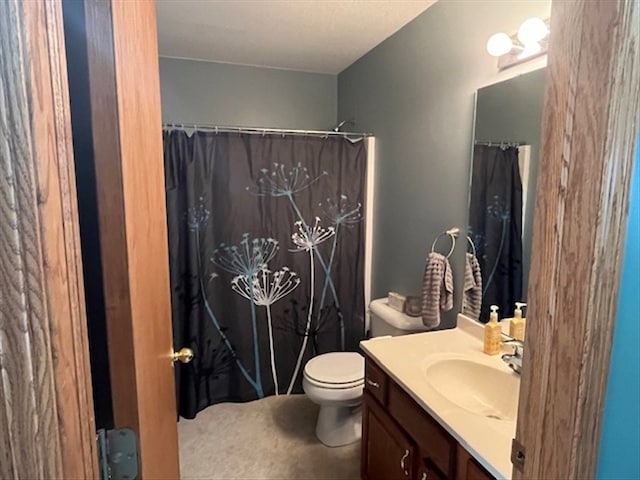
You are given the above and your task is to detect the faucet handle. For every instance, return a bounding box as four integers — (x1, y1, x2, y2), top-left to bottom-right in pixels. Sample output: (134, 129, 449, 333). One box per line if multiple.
(501, 332, 523, 345)
(501, 337, 524, 356)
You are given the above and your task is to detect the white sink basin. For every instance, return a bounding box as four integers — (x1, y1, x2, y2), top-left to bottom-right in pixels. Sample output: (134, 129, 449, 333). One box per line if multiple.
(425, 357, 520, 421)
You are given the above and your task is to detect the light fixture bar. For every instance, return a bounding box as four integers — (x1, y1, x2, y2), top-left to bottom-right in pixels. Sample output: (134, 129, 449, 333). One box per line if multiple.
(486, 18, 550, 71)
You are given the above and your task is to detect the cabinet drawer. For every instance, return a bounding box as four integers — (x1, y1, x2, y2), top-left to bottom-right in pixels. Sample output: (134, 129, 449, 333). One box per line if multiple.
(364, 358, 388, 406)
(388, 382, 455, 477)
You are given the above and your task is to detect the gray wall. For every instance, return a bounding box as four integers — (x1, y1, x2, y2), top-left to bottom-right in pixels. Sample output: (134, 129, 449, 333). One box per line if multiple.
(475, 68, 546, 298)
(338, 0, 550, 328)
(160, 57, 337, 130)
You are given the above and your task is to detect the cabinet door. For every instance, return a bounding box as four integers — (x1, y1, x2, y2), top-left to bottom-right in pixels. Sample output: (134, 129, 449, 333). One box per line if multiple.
(456, 445, 495, 480)
(388, 381, 455, 477)
(416, 458, 448, 480)
(362, 393, 415, 480)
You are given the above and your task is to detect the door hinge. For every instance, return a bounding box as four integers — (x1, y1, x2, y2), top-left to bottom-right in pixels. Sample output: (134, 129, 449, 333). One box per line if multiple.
(97, 428, 139, 480)
(511, 438, 526, 472)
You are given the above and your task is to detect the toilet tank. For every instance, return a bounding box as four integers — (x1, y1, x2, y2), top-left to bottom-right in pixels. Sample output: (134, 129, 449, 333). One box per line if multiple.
(368, 298, 431, 337)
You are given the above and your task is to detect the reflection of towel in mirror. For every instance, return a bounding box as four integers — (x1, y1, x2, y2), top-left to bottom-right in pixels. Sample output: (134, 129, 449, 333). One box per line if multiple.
(421, 252, 453, 329)
(462, 253, 483, 321)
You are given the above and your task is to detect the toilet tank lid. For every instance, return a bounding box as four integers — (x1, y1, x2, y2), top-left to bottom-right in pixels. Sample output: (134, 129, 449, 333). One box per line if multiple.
(304, 352, 364, 384)
(369, 298, 429, 331)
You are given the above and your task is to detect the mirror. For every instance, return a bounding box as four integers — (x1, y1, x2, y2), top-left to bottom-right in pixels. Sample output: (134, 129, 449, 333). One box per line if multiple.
(465, 68, 546, 323)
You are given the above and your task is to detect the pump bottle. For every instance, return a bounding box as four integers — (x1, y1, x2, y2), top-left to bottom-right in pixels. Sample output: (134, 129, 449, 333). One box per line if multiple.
(483, 305, 502, 355)
(509, 302, 526, 341)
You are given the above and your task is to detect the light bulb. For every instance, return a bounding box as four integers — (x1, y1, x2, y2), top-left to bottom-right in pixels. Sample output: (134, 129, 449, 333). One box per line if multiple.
(487, 33, 513, 57)
(517, 17, 548, 46)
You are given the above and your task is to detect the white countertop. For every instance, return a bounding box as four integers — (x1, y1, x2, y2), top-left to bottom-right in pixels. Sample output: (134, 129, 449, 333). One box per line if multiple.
(360, 314, 518, 480)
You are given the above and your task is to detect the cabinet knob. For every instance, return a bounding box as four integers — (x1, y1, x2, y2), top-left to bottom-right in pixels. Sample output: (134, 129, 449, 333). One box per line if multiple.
(366, 378, 380, 388)
(400, 449, 410, 476)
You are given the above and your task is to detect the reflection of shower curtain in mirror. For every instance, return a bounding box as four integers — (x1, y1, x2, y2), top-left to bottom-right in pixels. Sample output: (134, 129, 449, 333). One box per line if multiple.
(164, 130, 367, 418)
(468, 145, 523, 323)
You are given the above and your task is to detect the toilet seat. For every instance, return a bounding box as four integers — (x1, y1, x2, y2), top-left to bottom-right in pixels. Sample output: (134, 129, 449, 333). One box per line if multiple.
(303, 352, 364, 389)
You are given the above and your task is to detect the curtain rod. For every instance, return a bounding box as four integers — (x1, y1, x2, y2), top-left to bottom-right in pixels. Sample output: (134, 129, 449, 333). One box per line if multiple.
(163, 123, 373, 138)
(474, 141, 525, 147)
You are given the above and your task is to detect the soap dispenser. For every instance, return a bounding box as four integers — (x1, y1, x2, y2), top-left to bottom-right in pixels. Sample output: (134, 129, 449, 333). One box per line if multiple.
(509, 302, 527, 341)
(483, 305, 502, 355)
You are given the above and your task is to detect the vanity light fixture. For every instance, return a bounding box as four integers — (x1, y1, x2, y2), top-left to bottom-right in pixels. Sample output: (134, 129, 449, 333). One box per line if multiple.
(487, 17, 549, 70)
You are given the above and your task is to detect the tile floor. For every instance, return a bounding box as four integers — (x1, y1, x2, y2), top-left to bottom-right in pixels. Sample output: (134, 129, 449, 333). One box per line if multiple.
(178, 394, 360, 479)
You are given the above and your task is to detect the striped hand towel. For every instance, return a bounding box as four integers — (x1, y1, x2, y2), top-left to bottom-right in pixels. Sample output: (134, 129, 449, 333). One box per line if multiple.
(421, 252, 453, 329)
(462, 252, 482, 321)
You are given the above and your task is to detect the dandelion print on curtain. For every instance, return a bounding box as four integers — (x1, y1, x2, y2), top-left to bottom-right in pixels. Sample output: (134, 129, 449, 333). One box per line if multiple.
(164, 130, 367, 418)
(468, 144, 523, 323)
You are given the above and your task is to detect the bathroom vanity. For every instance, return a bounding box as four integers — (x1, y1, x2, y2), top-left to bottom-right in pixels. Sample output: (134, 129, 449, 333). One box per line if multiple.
(362, 356, 494, 480)
(360, 315, 519, 480)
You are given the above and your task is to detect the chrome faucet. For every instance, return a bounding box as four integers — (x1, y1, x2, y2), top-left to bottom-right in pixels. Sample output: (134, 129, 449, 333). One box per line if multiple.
(501, 337, 524, 374)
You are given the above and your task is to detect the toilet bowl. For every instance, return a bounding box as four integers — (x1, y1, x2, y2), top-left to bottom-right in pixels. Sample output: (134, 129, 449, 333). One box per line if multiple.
(302, 352, 364, 447)
(303, 299, 426, 447)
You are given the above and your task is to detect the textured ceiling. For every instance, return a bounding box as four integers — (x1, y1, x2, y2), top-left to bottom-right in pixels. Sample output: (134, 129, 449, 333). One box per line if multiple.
(156, 0, 437, 74)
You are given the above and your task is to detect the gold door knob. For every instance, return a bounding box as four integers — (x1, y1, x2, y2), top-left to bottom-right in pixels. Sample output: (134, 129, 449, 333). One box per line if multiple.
(172, 347, 194, 364)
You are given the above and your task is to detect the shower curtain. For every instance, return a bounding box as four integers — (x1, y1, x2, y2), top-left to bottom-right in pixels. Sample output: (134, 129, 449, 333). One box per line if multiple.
(164, 130, 367, 419)
(468, 145, 523, 323)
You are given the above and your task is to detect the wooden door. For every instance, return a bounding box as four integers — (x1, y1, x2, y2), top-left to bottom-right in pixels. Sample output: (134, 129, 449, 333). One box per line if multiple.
(70, 0, 180, 478)
(0, 0, 97, 478)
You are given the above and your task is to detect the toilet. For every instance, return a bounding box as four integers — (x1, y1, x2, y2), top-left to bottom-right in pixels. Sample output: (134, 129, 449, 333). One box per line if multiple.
(302, 298, 431, 447)
(302, 352, 364, 447)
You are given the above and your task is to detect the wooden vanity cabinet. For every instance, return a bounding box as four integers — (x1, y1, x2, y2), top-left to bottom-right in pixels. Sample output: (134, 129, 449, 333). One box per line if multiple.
(361, 357, 495, 480)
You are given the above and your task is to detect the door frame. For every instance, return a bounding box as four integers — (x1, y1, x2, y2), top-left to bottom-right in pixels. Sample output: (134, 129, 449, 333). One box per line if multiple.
(2, 0, 638, 478)
(0, 0, 97, 477)
(514, 0, 639, 478)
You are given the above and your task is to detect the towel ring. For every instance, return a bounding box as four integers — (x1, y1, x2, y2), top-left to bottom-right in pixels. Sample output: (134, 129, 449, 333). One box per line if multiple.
(431, 232, 456, 259)
(467, 235, 477, 257)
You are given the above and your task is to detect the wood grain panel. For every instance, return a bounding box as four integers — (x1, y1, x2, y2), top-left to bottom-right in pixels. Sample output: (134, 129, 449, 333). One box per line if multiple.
(84, 0, 139, 434)
(0, 0, 97, 478)
(84, 0, 180, 477)
(110, 0, 180, 470)
(0, 4, 55, 476)
(113, 0, 180, 472)
(514, 1, 639, 478)
(28, 0, 99, 476)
